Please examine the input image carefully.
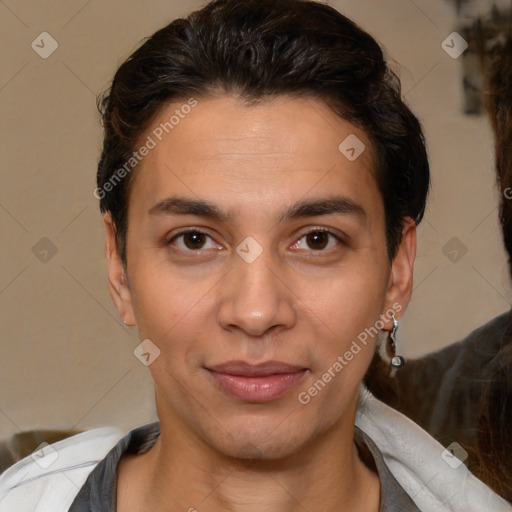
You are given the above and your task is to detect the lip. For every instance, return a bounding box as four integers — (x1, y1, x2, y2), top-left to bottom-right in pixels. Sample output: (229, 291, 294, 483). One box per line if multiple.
(206, 360, 308, 403)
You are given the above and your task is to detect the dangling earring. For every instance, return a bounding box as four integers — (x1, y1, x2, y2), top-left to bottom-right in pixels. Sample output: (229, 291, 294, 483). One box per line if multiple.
(388, 313, 405, 372)
(378, 312, 405, 376)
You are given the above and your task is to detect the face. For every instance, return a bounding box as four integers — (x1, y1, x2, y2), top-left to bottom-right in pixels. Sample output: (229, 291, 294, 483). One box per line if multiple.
(105, 94, 415, 460)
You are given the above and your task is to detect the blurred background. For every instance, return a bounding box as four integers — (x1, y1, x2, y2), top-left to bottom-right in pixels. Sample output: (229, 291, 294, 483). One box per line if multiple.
(1, 0, 510, 442)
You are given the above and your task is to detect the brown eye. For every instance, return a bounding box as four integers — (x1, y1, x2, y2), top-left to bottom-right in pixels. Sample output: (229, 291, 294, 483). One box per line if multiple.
(183, 232, 207, 250)
(293, 229, 342, 252)
(167, 230, 219, 252)
(305, 231, 330, 250)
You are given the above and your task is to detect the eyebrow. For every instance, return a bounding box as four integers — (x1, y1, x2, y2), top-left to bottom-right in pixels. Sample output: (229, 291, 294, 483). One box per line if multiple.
(148, 195, 367, 223)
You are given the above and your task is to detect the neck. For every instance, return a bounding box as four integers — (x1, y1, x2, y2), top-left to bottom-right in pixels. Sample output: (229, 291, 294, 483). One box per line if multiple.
(117, 409, 380, 512)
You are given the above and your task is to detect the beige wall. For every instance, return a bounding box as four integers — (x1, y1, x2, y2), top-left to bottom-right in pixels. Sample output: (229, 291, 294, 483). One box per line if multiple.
(1, 0, 509, 440)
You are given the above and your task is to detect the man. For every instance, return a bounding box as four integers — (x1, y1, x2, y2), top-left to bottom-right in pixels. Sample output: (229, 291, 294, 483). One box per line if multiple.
(0, 1, 508, 510)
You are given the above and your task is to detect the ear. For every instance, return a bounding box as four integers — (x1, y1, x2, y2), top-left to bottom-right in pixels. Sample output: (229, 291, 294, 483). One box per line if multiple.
(104, 212, 136, 326)
(382, 217, 416, 326)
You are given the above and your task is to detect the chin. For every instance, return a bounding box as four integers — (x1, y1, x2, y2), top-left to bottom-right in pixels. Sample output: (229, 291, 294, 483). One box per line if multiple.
(203, 415, 314, 461)
(222, 436, 304, 461)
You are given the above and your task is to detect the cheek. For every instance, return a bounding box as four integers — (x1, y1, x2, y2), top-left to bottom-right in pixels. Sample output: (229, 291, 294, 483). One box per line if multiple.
(129, 273, 213, 387)
(302, 265, 388, 386)
(127, 255, 213, 337)
(126, 258, 229, 383)
(299, 280, 386, 412)
(304, 263, 388, 335)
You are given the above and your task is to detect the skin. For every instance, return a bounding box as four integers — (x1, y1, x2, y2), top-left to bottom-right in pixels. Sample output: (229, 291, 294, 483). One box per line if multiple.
(104, 94, 416, 511)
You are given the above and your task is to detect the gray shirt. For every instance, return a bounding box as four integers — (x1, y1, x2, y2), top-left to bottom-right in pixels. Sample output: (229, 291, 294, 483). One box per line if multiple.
(68, 422, 421, 511)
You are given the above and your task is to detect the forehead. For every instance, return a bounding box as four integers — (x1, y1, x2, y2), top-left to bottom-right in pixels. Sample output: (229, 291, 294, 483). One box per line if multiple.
(129, 94, 381, 223)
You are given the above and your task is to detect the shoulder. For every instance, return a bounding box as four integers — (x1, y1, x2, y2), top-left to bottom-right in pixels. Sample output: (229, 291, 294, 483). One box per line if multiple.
(0, 426, 124, 511)
(356, 387, 512, 512)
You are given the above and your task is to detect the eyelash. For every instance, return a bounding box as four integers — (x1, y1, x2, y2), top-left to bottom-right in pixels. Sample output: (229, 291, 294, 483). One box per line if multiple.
(165, 227, 346, 254)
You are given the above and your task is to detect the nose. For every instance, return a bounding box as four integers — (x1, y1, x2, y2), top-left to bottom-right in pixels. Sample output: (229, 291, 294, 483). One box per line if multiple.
(217, 246, 297, 337)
